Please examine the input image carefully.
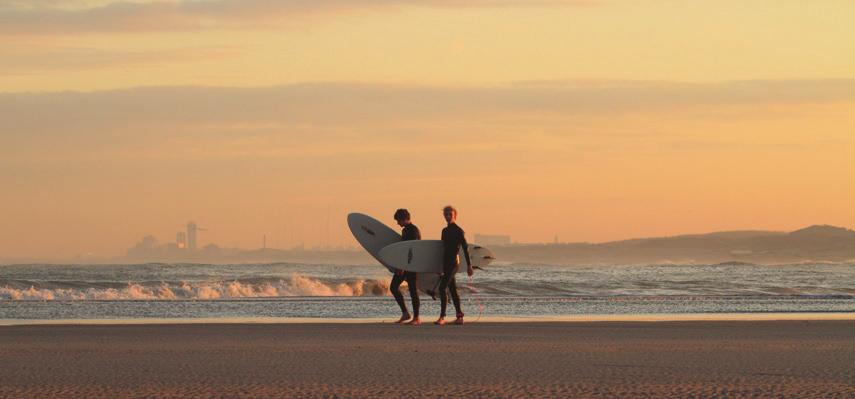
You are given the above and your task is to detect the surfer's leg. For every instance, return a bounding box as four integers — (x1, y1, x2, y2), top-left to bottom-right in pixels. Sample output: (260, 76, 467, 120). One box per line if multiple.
(406, 272, 420, 319)
(438, 272, 451, 318)
(449, 275, 463, 318)
(390, 272, 409, 318)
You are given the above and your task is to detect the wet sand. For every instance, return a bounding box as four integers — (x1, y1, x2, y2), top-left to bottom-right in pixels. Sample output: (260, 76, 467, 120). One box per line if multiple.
(1, 321, 853, 398)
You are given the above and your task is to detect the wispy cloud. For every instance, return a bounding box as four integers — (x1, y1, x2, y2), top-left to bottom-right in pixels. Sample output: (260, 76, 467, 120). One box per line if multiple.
(1, 79, 852, 164)
(0, 0, 596, 34)
(0, 45, 238, 74)
(3, 79, 853, 130)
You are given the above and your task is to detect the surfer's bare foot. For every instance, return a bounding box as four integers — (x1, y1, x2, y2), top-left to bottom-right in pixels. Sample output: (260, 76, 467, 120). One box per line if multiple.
(434, 317, 446, 326)
(426, 290, 436, 300)
(406, 318, 421, 326)
(395, 313, 411, 324)
(452, 317, 464, 325)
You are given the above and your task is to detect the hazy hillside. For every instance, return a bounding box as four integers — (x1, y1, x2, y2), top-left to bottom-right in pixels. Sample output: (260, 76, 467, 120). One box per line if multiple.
(490, 225, 855, 265)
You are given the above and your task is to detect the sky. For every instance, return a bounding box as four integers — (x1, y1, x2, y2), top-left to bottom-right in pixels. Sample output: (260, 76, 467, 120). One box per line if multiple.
(1, 0, 854, 259)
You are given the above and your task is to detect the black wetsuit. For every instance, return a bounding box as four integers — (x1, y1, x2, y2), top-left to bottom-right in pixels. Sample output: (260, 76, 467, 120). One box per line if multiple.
(438, 222, 471, 318)
(391, 223, 420, 317)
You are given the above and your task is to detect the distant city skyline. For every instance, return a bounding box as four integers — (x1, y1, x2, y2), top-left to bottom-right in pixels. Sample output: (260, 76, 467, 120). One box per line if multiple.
(127, 219, 520, 254)
(11, 222, 843, 265)
(0, 220, 851, 264)
(0, 221, 847, 263)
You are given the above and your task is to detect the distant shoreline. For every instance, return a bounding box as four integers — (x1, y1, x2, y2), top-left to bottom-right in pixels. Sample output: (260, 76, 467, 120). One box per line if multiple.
(5, 224, 854, 265)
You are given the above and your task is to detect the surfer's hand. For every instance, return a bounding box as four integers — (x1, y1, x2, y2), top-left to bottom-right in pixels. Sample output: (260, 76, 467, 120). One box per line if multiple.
(467, 267, 474, 276)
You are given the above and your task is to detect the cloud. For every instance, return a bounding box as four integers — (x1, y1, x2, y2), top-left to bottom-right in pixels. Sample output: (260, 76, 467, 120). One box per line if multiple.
(0, 0, 596, 34)
(3, 79, 853, 132)
(0, 45, 238, 74)
(1, 78, 852, 166)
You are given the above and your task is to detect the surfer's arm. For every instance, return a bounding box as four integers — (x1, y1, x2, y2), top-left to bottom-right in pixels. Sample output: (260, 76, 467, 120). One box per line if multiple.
(460, 229, 472, 270)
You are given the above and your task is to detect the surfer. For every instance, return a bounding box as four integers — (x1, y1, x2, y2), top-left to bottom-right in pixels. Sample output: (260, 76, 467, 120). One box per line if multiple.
(391, 208, 422, 325)
(435, 205, 473, 326)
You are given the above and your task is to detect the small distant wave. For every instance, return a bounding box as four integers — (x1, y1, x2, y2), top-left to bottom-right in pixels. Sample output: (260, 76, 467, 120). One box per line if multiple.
(0, 274, 390, 301)
(711, 261, 757, 267)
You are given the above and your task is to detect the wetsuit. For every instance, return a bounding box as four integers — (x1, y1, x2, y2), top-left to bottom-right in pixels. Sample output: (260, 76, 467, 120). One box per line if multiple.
(438, 222, 471, 318)
(390, 223, 421, 317)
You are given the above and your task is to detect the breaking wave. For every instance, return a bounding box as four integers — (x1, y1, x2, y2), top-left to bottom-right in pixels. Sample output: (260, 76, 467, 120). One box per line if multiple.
(0, 274, 391, 301)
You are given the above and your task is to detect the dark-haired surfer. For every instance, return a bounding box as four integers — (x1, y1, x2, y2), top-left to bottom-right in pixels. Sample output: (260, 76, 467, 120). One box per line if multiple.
(435, 205, 473, 326)
(390, 208, 421, 325)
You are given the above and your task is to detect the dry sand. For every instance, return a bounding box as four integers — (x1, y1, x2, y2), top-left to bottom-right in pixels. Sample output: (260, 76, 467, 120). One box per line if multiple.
(1, 321, 853, 398)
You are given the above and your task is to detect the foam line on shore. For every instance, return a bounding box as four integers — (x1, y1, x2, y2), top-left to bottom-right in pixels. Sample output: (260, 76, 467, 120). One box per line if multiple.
(2, 312, 854, 326)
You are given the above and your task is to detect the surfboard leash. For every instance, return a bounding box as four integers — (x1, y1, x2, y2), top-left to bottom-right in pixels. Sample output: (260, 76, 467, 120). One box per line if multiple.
(467, 273, 485, 322)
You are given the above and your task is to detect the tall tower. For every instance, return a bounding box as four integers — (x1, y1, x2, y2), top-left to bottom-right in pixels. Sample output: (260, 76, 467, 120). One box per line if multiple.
(176, 232, 187, 249)
(187, 222, 197, 250)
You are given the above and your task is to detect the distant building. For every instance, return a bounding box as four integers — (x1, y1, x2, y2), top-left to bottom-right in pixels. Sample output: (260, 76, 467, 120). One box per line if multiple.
(164, 242, 182, 256)
(126, 235, 161, 258)
(475, 234, 511, 246)
(187, 222, 198, 250)
(201, 243, 221, 256)
(176, 232, 187, 249)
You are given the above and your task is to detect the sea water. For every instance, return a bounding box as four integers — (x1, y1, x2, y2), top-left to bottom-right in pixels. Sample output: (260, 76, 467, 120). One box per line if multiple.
(1, 263, 853, 320)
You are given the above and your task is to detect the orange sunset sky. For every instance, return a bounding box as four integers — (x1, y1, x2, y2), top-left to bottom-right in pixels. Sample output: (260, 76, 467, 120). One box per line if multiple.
(1, 0, 853, 259)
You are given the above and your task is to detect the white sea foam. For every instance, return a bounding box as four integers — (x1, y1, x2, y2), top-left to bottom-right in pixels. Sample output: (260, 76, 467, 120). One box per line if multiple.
(0, 274, 391, 301)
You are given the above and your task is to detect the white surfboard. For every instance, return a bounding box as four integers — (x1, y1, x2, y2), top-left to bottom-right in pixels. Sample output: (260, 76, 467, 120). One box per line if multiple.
(378, 240, 495, 274)
(347, 213, 401, 273)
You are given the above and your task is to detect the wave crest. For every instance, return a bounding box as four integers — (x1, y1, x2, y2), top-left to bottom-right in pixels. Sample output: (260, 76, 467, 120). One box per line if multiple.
(0, 274, 391, 301)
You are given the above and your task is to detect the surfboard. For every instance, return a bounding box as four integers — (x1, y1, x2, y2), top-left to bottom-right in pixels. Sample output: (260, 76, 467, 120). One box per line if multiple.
(378, 240, 495, 274)
(346, 213, 401, 273)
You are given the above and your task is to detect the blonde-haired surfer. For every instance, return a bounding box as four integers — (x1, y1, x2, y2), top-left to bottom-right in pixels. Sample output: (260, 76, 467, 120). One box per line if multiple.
(435, 205, 473, 326)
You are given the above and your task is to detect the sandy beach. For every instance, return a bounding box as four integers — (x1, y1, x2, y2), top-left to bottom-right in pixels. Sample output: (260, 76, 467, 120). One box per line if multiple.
(1, 320, 853, 398)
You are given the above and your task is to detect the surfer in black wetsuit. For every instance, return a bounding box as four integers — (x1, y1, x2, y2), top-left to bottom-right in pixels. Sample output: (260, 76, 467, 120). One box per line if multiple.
(390, 208, 422, 325)
(435, 205, 473, 326)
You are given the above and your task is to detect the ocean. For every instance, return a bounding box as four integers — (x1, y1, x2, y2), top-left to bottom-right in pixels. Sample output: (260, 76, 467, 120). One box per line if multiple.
(1, 262, 853, 321)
